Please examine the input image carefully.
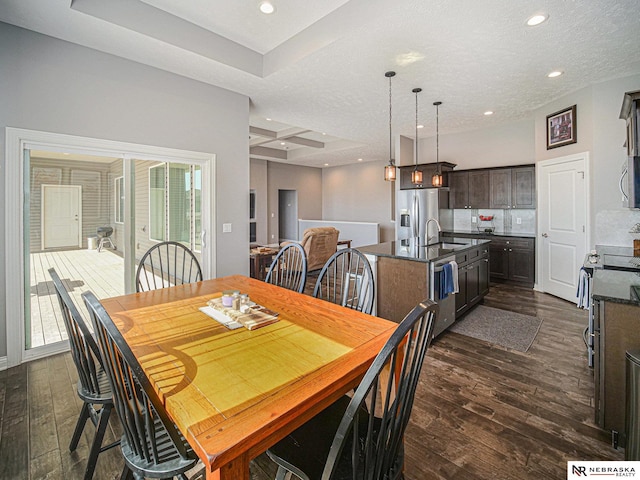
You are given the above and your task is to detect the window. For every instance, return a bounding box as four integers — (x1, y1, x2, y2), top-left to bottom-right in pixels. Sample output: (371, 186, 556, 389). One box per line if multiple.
(115, 176, 124, 224)
(149, 163, 201, 251)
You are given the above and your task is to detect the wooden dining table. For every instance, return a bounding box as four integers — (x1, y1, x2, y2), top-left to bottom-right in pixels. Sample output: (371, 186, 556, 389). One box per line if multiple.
(100, 274, 397, 480)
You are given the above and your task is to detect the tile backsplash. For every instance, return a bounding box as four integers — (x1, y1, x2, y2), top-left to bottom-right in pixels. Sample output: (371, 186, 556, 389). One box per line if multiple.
(452, 209, 536, 235)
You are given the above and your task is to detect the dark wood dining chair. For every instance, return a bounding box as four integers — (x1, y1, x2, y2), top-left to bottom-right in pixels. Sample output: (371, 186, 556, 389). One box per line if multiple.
(82, 291, 199, 480)
(265, 242, 308, 293)
(136, 241, 203, 292)
(313, 248, 375, 314)
(48, 268, 118, 480)
(266, 299, 438, 480)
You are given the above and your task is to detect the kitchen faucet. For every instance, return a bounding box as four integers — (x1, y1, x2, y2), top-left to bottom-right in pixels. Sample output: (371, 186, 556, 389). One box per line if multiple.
(426, 218, 442, 244)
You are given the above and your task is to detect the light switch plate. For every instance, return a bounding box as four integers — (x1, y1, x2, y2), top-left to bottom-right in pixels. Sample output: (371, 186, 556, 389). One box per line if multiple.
(222, 223, 232, 233)
(516, 217, 522, 225)
(471, 216, 477, 223)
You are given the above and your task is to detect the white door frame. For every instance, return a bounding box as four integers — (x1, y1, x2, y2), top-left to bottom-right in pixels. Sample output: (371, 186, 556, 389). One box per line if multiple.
(41, 184, 83, 250)
(4, 127, 216, 367)
(535, 151, 591, 294)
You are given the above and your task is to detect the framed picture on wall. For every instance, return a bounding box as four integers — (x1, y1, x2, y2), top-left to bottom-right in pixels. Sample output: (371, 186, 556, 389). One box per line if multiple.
(546, 105, 577, 149)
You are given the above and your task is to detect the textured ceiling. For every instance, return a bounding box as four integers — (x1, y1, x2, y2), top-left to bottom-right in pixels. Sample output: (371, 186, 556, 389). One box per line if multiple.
(1, 0, 640, 168)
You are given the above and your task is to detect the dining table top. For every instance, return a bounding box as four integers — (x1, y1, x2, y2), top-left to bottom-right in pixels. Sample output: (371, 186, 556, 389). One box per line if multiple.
(100, 274, 397, 480)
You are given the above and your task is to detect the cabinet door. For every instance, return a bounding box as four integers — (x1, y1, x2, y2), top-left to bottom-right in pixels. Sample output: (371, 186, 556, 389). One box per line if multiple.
(490, 169, 512, 208)
(489, 240, 509, 280)
(466, 262, 481, 306)
(478, 255, 490, 296)
(449, 171, 469, 208)
(468, 170, 490, 208)
(455, 267, 468, 316)
(511, 166, 536, 209)
(508, 246, 535, 286)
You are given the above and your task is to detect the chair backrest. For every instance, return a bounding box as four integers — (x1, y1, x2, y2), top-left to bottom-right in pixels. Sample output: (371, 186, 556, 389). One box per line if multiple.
(299, 227, 339, 271)
(81, 291, 192, 466)
(136, 241, 203, 292)
(265, 243, 308, 293)
(323, 300, 438, 479)
(48, 268, 106, 397)
(313, 248, 375, 315)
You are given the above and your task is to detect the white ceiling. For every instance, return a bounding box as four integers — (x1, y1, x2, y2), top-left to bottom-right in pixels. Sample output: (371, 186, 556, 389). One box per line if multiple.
(2, 0, 640, 168)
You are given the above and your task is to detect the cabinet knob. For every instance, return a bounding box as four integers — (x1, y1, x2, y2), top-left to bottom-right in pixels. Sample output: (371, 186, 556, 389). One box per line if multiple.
(503, 248, 507, 251)
(509, 248, 513, 252)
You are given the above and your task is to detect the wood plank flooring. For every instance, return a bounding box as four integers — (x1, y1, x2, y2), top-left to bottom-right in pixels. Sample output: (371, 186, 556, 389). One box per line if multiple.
(0, 282, 623, 479)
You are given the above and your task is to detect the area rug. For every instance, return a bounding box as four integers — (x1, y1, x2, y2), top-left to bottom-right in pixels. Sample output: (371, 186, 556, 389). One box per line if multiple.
(449, 305, 543, 352)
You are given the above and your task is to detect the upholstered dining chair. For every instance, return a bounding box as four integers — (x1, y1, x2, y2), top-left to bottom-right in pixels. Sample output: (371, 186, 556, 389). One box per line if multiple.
(82, 291, 199, 480)
(313, 248, 375, 315)
(266, 299, 438, 480)
(136, 241, 203, 292)
(296, 227, 340, 271)
(48, 268, 118, 480)
(265, 242, 308, 293)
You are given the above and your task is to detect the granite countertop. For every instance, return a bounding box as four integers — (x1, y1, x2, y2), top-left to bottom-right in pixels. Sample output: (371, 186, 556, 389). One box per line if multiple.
(592, 269, 640, 306)
(357, 236, 491, 263)
(442, 230, 536, 239)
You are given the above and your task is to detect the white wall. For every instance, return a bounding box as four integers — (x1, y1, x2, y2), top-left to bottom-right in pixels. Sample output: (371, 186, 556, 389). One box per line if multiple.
(322, 160, 396, 242)
(266, 162, 323, 243)
(0, 23, 250, 358)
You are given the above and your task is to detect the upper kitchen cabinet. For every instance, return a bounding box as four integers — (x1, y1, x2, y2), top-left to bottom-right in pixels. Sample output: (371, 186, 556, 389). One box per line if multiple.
(490, 165, 536, 209)
(449, 170, 490, 209)
(399, 162, 456, 190)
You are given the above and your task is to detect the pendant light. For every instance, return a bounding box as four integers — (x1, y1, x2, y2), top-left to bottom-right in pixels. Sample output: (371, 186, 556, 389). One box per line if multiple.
(383, 71, 396, 181)
(411, 88, 423, 185)
(432, 101, 443, 187)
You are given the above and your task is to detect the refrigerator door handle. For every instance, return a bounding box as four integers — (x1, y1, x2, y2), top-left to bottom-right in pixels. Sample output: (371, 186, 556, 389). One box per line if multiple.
(413, 193, 419, 238)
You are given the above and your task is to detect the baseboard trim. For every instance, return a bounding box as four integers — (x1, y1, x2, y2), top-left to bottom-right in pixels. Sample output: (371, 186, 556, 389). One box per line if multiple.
(0, 356, 7, 371)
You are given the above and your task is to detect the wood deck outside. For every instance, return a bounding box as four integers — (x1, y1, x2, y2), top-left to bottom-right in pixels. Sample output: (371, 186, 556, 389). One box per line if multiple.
(29, 249, 125, 348)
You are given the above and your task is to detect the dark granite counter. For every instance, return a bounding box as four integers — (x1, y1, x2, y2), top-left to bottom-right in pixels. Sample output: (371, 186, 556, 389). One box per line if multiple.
(443, 230, 536, 239)
(357, 236, 491, 263)
(592, 270, 640, 306)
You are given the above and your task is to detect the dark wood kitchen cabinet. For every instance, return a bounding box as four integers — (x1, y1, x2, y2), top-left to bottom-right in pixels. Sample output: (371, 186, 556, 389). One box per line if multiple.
(490, 166, 535, 209)
(454, 245, 490, 317)
(449, 169, 490, 209)
(489, 236, 535, 287)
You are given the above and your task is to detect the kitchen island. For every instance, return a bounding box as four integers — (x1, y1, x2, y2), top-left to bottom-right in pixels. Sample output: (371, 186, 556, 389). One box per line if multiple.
(591, 263, 640, 448)
(358, 236, 491, 337)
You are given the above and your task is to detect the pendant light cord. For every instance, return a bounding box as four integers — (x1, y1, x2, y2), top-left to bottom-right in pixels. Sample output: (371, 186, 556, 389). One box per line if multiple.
(436, 102, 439, 172)
(389, 74, 393, 164)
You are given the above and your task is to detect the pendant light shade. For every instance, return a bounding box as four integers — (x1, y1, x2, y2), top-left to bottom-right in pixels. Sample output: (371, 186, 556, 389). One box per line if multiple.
(412, 88, 423, 185)
(384, 71, 397, 181)
(432, 101, 443, 187)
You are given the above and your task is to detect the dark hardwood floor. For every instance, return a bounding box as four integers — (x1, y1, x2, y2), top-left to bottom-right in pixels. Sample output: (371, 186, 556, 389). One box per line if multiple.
(0, 282, 623, 479)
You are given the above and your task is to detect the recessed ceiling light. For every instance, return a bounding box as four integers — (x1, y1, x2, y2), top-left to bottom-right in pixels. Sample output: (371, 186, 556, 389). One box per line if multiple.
(280, 142, 286, 145)
(417, 124, 424, 129)
(484, 111, 494, 116)
(547, 70, 563, 78)
(324, 163, 329, 167)
(266, 117, 272, 121)
(63, 152, 70, 155)
(322, 132, 326, 136)
(358, 158, 363, 162)
(259, 2, 275, 14)
(526, 14, 548, 26)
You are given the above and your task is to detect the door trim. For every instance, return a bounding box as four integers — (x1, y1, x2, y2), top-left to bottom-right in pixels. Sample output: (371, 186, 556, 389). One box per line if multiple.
(5, 127, 216, 367)
(535, 151, 591, 294)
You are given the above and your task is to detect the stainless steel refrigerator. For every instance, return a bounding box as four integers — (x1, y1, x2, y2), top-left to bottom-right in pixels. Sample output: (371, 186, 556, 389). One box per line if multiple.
(396, 188, 447, 243)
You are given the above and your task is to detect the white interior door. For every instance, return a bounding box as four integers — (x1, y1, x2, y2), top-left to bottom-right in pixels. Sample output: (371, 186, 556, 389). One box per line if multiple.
(537, 153, 589, 302)
(41, 185, 82, 249)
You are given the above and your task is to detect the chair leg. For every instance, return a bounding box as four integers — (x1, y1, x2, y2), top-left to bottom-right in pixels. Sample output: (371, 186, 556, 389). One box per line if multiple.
(70, 402, 91, 451)
(119, 465, 134, 480)
(83, 403, 113, 480)
(275, 466, 294, 480)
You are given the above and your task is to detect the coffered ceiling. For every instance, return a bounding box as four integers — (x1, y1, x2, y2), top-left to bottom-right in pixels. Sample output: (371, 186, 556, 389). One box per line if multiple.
(1, 0, 640, 167)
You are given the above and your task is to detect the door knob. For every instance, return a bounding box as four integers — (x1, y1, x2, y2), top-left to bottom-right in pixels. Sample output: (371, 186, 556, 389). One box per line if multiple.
(542, 233, 548, 238)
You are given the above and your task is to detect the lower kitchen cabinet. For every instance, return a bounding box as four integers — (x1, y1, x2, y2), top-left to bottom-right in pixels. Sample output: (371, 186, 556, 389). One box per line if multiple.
(455, 245, 490, 317)
(489, 236, 535, 287)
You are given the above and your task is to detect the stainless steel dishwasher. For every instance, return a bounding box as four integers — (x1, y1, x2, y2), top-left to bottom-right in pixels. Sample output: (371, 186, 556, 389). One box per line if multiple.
(429, 255, 456, 337)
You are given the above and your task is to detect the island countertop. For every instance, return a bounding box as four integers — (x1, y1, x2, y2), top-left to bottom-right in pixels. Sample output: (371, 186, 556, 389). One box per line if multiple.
(357, 236, 491, 263)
